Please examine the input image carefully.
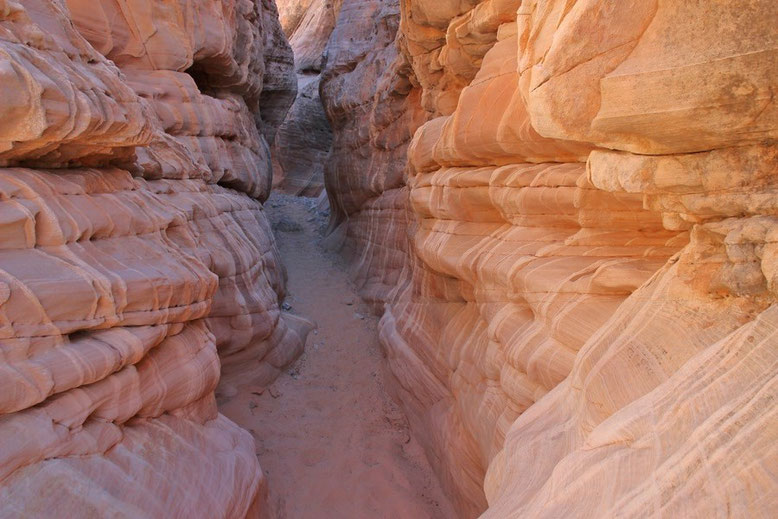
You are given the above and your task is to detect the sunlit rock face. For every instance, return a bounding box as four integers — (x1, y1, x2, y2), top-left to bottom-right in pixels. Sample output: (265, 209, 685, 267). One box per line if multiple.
(271, 0, 342, 196)
(323, 0, 778, 517)
(0, 0, 300, 516)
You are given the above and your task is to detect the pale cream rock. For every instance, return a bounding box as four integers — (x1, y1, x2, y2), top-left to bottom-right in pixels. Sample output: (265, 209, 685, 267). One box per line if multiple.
(520, 0, 778, 153)
(277, 0, 343, 71)
(0, 0, 153, 165)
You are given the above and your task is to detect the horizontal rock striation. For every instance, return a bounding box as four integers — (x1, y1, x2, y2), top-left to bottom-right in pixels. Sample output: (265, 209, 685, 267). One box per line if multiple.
(0, 0, 301, 516)
(322, 0, 778, 517)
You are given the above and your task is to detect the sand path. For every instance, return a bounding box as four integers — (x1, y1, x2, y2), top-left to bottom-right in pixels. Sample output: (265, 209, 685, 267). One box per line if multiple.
(219, 193, 455, 519)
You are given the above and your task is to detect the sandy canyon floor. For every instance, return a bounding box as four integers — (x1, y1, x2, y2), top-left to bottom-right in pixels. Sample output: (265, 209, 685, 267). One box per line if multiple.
(218, 194, 455, 518)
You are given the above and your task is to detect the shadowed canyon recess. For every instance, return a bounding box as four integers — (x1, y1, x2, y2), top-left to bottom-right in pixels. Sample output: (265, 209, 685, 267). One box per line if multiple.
(0, 0, 776, 518)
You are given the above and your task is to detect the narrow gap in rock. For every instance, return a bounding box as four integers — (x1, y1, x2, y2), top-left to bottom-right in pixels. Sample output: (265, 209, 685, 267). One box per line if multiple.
(219, 193, 456, 518)
(3, 0, 775, 517)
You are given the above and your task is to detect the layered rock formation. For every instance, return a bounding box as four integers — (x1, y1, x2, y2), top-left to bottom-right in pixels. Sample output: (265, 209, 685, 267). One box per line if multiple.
(321, 0, 778, 517)
(319, 0, 421, 308)
(271, 0, 341, 196)
(3, 0, 776, 516)
(0, 0, 302, 515)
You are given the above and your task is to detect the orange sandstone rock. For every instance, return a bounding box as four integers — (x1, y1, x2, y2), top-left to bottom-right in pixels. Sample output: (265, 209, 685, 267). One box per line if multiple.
(322, 0, 778, 517)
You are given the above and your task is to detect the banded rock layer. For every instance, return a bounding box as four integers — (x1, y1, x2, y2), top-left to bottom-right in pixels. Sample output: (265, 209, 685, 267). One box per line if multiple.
(0, 0, 301, 516)
(321, 0, 778, 517)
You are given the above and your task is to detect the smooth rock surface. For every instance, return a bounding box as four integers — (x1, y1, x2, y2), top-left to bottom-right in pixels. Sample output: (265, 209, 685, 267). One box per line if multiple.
(320, 0, 422, 309)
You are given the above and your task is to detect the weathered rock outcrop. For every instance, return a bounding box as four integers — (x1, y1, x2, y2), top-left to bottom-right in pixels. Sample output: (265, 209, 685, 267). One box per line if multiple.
(320, 0, 421, 308)
(322, 0, 778, 517)
(0, 0, 301, 515)
(271, 0, 341, 196)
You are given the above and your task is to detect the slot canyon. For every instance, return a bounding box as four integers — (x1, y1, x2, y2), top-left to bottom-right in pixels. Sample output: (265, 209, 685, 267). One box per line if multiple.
(0, 0, 776, 517)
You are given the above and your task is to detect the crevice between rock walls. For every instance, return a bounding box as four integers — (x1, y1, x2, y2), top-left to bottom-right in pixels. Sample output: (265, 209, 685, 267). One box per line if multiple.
(270, 0, 343, 197)
(1, 0, 777, 517)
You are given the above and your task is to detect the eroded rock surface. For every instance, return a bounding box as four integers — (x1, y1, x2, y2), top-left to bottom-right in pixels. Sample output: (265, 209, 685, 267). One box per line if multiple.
(321, 0, 778, 517)
(271, 0, 342, 196)
(0, 0, 301, 516)
(319, 0, 422, 308)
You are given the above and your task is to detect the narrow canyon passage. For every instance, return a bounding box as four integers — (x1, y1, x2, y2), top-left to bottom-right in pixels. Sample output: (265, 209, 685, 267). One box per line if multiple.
(219, 194, 455, 519)
(1, 1, 776, 517)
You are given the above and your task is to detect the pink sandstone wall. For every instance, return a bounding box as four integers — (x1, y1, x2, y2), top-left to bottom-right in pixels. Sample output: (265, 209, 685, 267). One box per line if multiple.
(0, 0, 303, 515)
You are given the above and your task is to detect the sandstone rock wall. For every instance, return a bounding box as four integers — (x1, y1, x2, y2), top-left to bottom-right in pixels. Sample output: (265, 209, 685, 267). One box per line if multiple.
(0, 0, 301, 515)
(322, 0, 778, 517)
(319, 0, 422, 307)
(271, 0, 342, 196)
